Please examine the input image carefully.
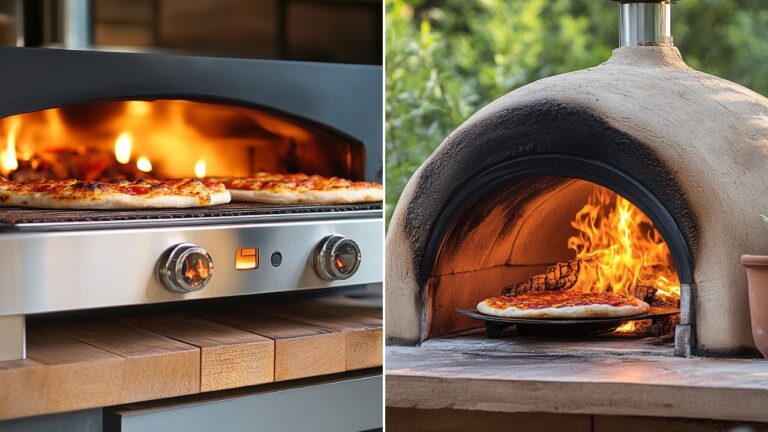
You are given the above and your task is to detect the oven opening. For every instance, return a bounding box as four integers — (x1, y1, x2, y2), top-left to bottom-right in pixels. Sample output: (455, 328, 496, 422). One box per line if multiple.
(0, 99, 365, 182)
(429, 176, 682, 341)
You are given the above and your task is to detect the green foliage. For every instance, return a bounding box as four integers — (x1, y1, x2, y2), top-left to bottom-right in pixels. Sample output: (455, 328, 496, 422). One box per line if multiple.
(385, 0, 768, 225)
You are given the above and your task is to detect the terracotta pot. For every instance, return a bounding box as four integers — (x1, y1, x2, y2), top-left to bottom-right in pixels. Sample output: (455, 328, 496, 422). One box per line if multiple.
(741, 254, 768, 358)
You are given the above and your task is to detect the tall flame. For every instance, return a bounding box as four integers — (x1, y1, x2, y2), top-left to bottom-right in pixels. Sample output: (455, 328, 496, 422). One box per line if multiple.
(567, 185, 680, 305)
(1, 127, 18, 175)
(114, 132, 133, 164)
(194, 159, 206, 178)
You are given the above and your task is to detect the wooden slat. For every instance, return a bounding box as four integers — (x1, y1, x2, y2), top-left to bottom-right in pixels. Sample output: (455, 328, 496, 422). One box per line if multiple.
(121, 313, 275, 392)
(0, 359, 48, 419)
(248, 299, 382, 370)
(57, 321, 200, 401)
(26, 328, 125, 414)
(192, 307, 346, 382)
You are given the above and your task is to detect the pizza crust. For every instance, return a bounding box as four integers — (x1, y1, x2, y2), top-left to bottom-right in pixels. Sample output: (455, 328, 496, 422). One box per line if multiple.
(0, 189, 231, 209)
(477, 296, 650, 319)
(229, 187, 383, 205)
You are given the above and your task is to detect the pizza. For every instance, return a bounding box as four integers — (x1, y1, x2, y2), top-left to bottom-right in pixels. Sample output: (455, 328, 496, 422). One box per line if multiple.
(477, 291, 650, 319)
(0, 177, 231, 209)
(207, 173, 383, 205)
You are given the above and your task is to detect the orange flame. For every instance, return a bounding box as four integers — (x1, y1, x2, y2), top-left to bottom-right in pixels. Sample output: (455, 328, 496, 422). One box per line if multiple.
(1, 118, 19, 175)
(567, 185, 680, 305)
(136, 156, 153, 172)
(194, 159, 206, 178)
(114, 132, 133, 164)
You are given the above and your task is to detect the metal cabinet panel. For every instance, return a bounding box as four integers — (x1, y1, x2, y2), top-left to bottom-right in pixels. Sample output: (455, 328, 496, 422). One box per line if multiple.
(105, 374, 382, 432)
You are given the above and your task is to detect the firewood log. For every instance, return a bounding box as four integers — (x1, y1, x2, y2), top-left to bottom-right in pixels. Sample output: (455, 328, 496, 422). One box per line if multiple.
(501, 260, 581, 296)
(501, 258, 658, 304)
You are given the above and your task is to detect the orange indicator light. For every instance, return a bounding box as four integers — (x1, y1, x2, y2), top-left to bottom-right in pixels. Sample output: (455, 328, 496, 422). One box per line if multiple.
(236, 248, 259, 270)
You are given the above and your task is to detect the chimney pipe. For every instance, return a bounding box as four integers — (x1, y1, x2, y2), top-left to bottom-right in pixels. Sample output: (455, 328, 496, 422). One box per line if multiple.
(616, 0, 673, 47)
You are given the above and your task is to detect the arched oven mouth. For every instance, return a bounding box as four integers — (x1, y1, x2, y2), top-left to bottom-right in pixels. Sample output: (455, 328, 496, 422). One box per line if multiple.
(419, 154, 694, 350)
(421, 154, 693, 285)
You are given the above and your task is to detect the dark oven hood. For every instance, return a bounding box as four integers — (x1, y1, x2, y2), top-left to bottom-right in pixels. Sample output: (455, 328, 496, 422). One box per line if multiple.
(0, 46, 382, 181)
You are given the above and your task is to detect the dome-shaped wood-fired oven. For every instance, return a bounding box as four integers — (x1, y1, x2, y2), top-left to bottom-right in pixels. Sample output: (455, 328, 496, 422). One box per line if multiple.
(386, 4, 768, 357)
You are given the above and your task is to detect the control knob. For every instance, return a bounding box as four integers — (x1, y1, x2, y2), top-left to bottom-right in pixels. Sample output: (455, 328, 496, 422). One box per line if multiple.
(159, 243, 214, 293)
(313, 235, 361, 280)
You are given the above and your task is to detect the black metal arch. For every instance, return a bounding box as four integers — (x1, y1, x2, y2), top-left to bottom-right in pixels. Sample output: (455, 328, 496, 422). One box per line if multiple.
(418, 154, 694, 285)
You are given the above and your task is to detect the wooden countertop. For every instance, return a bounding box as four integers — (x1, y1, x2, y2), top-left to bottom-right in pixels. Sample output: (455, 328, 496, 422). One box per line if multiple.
(386, 333, 768, 423)
(0, 296, 382, 420)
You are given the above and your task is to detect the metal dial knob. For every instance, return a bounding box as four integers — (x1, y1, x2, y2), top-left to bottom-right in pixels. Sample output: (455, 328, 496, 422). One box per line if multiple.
(159, 243, 214, 293)
(313, 235, 361, 281)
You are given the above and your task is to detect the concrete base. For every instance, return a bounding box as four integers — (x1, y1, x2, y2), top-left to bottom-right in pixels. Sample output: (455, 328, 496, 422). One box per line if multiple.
(387, 408, 768, 432)
(387, 335, 768, 423)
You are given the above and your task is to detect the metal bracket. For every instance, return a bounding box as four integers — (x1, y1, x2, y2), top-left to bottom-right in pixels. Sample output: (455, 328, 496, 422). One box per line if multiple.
(0, 315, 25, 361)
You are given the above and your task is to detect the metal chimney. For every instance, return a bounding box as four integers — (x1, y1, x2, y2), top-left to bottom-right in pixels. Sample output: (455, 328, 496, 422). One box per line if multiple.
(616, 0, 673, 47)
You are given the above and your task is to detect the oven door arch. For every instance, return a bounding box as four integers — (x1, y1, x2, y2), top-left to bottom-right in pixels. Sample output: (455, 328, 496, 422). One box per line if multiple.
(419, 154, 694, 286)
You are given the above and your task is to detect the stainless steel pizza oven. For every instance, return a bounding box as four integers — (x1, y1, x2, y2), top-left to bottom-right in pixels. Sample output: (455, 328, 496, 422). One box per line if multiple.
(386, 0, 768, 358)
(0, 47, 383, 361)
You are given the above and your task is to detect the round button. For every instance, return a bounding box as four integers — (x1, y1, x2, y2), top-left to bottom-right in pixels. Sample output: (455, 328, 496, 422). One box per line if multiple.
(159, 243, 214, 293)
(271, 252, 282, 267)
(313, 235, 361, 280)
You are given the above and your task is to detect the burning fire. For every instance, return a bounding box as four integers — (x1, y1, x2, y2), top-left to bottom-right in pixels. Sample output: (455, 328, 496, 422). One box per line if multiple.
(567, 185, 680, 305)
(0, 100, 280, 181)
(1, 118, 20, 175)
(136, 156, 153, 173)
(194, 159, 206, 178)
(0, 98, 359, 181)
(114, 132, 133, 164)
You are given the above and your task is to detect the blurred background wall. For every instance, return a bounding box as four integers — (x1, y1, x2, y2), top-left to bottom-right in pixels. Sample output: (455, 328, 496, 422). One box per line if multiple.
(385, 0, 768, 224)
(0, 0, 382, 64)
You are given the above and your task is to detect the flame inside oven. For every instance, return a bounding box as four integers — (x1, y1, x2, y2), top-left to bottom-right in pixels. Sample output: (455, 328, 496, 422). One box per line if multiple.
(568, 185, 680, 304)
(568, 186, 679, 333)
(0, 99, 364, 181)
(0, 117, 19, 175)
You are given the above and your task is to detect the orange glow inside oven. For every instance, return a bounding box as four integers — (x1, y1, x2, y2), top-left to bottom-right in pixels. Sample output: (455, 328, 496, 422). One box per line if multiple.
(0, 99, 365, 181)
(430, 178, 681, 338)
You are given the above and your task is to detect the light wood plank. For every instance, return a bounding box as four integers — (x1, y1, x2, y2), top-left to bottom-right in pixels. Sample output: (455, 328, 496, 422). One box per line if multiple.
(193, 307, 346, 381)
(345, 327, 383, 370)
(387, 408, 592, 432)
(58, 321, 200, 401)
(26, 328, 126, 414)
(122, 313, 275, 392)
(594, 415, 768, 432)
(0, 359, 48, 420)
(247, 299, 382, 370)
